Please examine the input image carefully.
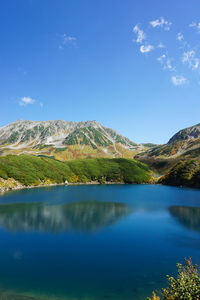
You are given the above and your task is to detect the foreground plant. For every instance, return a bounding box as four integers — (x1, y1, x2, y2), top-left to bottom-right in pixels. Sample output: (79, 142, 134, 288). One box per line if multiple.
(148, 258, 200, 299)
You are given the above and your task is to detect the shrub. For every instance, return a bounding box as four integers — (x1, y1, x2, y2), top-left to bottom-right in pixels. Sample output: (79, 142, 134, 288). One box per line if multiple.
(148, 258, 200, 300)
(0, 155, 150, 186)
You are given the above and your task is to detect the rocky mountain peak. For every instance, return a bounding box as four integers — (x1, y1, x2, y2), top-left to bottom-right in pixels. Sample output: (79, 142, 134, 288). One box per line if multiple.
(168, 123, 200, 144)
(0, 119, 140, 158)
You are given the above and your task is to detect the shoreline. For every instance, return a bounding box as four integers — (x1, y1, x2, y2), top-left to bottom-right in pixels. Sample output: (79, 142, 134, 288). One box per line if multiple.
(1, 180, 198, 195)
(0, 181, 127, 195)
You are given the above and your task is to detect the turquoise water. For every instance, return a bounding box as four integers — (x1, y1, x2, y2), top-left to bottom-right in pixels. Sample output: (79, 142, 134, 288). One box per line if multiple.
(0, 184, 200, 299)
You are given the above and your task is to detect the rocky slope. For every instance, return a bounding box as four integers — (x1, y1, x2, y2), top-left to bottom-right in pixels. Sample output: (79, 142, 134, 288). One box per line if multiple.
(168, 123, 200, 143)
(0, 119, 147, 159)
(1, 120, 200, 167)
(137, 123, 200, 161)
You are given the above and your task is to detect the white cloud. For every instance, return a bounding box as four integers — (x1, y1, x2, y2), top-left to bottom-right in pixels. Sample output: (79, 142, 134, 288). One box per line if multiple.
(177, 32, 184, 41)
(59, 34, 77, 49)
(193, 60, 200, 70)
(150, 17, 172, 31)
(189, 22, 196, 27)
(171, 75, 187, 86)
(182, 50, 195, 63)
(19, 96, 35, 106)
(63, 35, 76, 43)
(133, 25, 146, 43)
(140, 45, 154, 53)
(39, 102, 44, 108)
(157, 54, 175, 71)
(157, 54, 166, 63)
(165, 59, 175, 71)
(189, 22, 200, 33)
(132, 20, 200, 86)
(182, 50, 200, 70)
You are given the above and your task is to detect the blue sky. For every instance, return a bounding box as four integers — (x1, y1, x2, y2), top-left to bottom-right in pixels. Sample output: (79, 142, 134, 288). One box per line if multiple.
(0, 0, 200, 144)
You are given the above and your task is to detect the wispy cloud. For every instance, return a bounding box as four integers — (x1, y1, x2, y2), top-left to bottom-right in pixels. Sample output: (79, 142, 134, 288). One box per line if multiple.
(189, 22, 200, 33)
(171, 75, 187, 86)
(140, 45, 154, 53)
(19, 96, 35, 106)
(59, 34, 77, 50)
(150, 17, 172, 31)
(182, 50, 200, 70)
(177, 32, 184, 41)
(157, 54, 166, 63)
(157, 54, 175, 71)
(133, 25, 146, 43)
(132, 19, 200, 86)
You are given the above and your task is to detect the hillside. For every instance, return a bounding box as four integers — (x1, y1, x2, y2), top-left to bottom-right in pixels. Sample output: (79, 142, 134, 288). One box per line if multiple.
(137, 123, 200, 160)
(0, 119, 148, 160)
(1, 121, 200, 189)
(136, 123, 200, 178)
(160, 159, 200, 188)
(0, 155, 151, 191)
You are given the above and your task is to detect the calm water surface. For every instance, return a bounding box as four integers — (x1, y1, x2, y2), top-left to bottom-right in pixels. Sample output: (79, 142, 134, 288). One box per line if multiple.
(0, 184, 200, 299)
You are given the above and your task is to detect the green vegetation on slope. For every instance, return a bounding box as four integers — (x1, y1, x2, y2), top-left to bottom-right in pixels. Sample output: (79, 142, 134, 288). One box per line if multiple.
(137, 157, 179, 175)
(63, 126, 114, 149)
(0, 155, 150, 186)
(160, 159, 200, 187)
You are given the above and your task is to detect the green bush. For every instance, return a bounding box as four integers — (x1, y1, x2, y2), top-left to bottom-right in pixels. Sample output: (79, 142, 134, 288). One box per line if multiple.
(148, 258, 200, 300)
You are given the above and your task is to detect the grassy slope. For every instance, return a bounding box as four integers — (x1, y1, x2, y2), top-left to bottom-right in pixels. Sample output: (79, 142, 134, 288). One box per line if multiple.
(160, 159, 200, 187)
(0, 143, 138, 160)
(0, 155, 151, 187)
(137, 157, 179, 175)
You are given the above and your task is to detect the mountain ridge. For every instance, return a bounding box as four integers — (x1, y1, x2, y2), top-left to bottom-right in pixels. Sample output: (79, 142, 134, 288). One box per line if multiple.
(137, 123, 200, 160)
(0, 119, 145, 159)
(1, 120, 200, 162)
(168, 123, 200, 144)
(0, 120, 200, 189)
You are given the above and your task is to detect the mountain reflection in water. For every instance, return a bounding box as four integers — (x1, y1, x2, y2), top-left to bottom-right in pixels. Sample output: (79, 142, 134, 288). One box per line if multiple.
(0, 201, 131, 233)
(169, 206, 200, 233)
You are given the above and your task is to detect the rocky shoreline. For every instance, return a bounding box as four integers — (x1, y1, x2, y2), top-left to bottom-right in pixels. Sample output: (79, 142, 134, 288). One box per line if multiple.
(0, 180, 126, 194)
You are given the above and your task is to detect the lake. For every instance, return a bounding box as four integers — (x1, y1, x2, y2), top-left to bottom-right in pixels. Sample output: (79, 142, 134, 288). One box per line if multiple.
(0, 184, 199, 300)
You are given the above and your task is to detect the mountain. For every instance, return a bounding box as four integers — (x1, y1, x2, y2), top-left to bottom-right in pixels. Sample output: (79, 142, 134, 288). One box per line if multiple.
(168, 123, 200, 143)
(137, 123, 200, 160)
(1, 119, 200, 163)
(0, 119, 147, 159)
